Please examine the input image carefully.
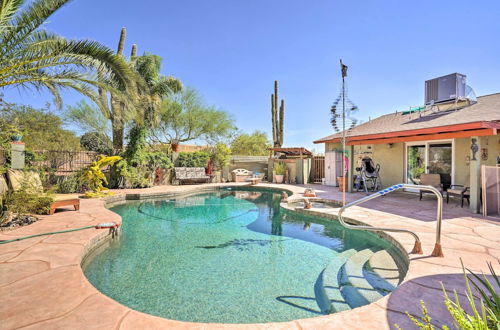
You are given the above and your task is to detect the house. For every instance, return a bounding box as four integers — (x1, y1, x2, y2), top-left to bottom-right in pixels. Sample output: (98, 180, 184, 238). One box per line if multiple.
(314, 73, 500, 213)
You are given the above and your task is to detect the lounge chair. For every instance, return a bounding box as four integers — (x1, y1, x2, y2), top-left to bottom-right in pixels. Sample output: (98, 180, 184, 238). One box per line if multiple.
(418, 173, 444, 200)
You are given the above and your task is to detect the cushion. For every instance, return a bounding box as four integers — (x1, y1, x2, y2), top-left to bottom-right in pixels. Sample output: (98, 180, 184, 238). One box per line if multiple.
(420, 174, 441, 188)
(54, 194, 80, 201)
(7, 169, 43, 193)
(447, 188, 464, 195)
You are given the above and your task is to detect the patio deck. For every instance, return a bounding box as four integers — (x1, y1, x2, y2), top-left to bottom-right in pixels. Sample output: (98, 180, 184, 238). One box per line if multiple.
(0, 183, 498, 329)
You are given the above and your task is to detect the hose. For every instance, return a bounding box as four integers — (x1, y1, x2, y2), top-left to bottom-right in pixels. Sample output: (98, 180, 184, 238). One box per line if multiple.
(0, 222, 120, 245)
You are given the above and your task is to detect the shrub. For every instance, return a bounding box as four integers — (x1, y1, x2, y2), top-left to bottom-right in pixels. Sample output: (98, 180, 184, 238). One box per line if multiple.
(80, 132, 113, 155)
(5, 182, 53, 216)
(177, 151, 210, 167)
(114, 159, 151, 188)
(274, 162, 287, 175)
(80, 155, 121, 198)
(56, 173, 82, 194)
(146, 152, 173, 170)
(210, 143, 231, 170)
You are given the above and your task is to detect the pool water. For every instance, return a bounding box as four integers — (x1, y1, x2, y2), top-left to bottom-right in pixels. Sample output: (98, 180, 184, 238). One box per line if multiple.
(83, 188, 401, 323)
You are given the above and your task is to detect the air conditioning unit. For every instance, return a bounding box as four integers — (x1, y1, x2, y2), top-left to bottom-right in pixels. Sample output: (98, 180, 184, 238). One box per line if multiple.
(425, 73, 466, 105)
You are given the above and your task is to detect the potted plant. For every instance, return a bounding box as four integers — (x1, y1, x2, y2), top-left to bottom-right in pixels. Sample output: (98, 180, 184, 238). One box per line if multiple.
(274, 162, 286, 184)
(7, 125, 22, 142)
(337, 176, 347, 192)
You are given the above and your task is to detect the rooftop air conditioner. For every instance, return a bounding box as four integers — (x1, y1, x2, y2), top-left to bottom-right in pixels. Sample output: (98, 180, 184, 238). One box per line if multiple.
(425, 73, 466, 105)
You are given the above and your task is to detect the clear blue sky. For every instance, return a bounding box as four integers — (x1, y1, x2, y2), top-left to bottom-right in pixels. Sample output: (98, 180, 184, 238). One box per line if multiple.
(3, 0, 500, 152)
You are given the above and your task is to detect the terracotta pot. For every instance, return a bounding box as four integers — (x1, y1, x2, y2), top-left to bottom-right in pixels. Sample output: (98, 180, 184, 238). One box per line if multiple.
(337, 176, 346, 192)
(171, 143, 180, 152)
(275, 174, 284, 184)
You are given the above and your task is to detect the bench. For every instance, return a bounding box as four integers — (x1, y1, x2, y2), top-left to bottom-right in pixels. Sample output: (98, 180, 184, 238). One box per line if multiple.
(231, 168, 253, 182)
(174, 167, 210, 185)
(50, 197, 80, 215)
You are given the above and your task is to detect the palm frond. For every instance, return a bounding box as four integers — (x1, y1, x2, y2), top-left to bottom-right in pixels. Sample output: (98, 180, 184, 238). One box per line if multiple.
(0, 0, 135, 110)
(0, 0, 25, 34)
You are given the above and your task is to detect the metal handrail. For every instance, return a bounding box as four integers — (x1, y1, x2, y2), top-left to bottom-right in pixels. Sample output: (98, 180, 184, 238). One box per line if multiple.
(337, 183, 444, 257)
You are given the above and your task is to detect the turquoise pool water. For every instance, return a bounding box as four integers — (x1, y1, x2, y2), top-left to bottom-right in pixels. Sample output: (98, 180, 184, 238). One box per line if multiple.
(83, 187, 400, 323)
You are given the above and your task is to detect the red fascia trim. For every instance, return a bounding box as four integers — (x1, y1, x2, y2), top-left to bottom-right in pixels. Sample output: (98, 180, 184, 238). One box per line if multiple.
(314, 121, 499, 144)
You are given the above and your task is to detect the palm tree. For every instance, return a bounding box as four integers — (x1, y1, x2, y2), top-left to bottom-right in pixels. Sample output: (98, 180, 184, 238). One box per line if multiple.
(0, 0, 133, 109)
(133, 52, 182, 127)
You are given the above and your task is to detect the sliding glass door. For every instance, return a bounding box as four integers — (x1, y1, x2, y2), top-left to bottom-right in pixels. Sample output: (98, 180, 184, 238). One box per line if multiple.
(406, 141, 454, 187)
(406, 145, 425, 184)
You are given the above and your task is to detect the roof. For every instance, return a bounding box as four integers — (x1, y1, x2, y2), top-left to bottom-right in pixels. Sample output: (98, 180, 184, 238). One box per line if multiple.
(314, 93, 500, 144)
(268, 147, 312, 156)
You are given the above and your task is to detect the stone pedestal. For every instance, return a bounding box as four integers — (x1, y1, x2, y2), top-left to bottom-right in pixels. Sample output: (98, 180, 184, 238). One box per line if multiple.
(347, 145, 354, 193)
(10, 142, 25, 170)
(469, 137, 481, 213)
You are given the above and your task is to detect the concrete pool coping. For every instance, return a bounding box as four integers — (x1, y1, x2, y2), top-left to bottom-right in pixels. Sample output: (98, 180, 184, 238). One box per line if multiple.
(0, 183, 499, 329)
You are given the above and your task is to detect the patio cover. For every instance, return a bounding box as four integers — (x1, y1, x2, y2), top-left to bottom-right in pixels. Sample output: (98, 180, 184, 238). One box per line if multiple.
(268, 147, 312, 157)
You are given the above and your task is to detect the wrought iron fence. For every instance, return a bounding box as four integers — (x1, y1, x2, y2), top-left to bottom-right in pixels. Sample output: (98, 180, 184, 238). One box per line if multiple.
(28, 150, 101, 175)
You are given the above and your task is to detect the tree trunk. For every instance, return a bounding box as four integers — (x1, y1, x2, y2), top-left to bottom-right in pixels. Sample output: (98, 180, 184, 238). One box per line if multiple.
(112, 116, 124, 152)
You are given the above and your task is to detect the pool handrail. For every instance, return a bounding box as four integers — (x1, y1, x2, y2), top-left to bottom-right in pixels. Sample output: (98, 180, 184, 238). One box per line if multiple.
(337, 183, 444, 257)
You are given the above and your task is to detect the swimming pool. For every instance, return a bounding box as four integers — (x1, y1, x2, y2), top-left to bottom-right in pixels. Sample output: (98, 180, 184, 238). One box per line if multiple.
(83, 187, 406, 323)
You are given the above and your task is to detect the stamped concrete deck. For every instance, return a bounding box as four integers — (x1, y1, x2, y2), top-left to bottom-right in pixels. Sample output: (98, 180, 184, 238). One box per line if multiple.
(1, 183, 499, 329)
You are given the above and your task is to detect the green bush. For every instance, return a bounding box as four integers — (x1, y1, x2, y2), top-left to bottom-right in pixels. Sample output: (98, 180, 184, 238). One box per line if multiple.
(56, 173, 82, 193)
(112, 126, 174, 188)
(114, 159, 151, 188)
(5, 188, 53, 216)
(146, 152, 173, 170)
(210, 143, 231, 170)
(177, 151, 210, 167)
(274, 162, 287, 175)
(80, 132, 113, 155)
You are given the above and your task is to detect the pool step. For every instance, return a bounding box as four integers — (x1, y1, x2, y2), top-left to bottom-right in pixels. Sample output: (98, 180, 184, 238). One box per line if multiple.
(317, 249, 357, 314)
(340, 249, 383, 308)
(340, 249, 401, 309)
(365, 250, 401, 293)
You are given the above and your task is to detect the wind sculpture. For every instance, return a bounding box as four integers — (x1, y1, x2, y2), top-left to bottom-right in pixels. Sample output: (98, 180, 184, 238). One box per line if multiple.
(330, 60, 360, 204)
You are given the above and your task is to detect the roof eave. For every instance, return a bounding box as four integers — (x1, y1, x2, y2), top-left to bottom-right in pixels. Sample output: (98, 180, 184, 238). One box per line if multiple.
(313, 121, 500, 144)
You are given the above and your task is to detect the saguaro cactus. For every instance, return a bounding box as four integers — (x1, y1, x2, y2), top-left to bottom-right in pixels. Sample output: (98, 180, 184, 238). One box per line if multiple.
(98, 27, 130, 152)
(131, 44, 137, 58)
(271, 80, 285, 148)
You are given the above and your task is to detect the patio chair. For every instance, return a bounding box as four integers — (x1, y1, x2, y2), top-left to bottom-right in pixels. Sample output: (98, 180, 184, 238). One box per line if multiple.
(446, 185, 470, 207)
(358, 157, 382, 193)
(418, 173, 444, 200)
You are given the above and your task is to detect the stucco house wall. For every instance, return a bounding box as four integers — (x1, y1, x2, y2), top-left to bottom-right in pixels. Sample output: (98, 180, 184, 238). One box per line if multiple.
(324, 134, 500, 190)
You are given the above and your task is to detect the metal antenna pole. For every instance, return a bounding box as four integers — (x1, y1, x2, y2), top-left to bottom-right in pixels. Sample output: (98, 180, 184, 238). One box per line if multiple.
(341, 59, 347, 206)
